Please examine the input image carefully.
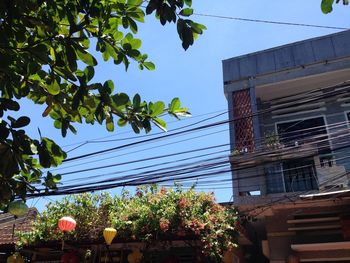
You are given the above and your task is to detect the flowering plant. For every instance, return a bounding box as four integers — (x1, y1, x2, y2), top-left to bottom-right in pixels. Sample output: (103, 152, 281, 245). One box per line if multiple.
(18, 185, 240, 260)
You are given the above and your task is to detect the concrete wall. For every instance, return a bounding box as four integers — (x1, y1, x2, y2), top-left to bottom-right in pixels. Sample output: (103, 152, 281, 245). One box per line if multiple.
(223, 30, 350, 85)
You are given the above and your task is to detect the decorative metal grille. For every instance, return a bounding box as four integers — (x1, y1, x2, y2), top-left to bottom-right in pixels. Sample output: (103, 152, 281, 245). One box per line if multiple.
(232, 89, 255, 152)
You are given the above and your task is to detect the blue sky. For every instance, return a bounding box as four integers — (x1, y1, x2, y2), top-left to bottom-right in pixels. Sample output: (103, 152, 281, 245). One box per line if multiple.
(23, 0, 350, 209)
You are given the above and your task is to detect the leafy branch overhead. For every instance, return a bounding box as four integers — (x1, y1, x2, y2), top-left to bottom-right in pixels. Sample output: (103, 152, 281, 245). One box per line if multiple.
(321, 0, 349, 13)
(0, 0, 205, 207)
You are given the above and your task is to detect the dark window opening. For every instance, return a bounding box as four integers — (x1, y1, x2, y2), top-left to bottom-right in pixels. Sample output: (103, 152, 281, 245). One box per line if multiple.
(276, 117, 330, 192)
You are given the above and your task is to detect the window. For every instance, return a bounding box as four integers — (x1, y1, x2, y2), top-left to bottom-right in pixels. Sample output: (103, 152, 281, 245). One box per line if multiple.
(276, 117, 330, 192)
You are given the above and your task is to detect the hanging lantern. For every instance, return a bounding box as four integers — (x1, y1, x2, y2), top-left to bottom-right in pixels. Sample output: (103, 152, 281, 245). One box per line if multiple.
(7, 253, 24, 263)
(8, 201, 28, 217)
(127, 249, 143, 263)
(103, 227, 117, 245)
(58, 216, 76, 232)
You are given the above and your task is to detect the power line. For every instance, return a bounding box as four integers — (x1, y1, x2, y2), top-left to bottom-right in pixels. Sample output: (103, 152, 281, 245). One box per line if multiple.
(62, 109, 228, 149)
(61, 81, 350, 164)
(23, 81, 350, 198)
(193, 12, 349, 30)
(56, 118, 350, 178)
(28, 134, 350, 197)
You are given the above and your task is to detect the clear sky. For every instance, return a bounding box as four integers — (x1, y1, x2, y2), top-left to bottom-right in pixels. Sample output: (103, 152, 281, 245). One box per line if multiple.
(23, 0, 350, 209)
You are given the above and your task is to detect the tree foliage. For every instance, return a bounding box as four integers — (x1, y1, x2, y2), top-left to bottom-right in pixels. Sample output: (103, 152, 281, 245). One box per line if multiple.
(0, 0, 206, 208)
(18, 186, 240, 260)
(321, 0, 349, 13)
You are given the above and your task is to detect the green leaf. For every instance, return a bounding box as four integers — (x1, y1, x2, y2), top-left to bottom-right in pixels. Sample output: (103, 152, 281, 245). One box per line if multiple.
(127, 0, 143, 5)
(122, 17, 129, 28)
(144, 62, 155, 70)
(179, 8, 193, 16)
(47, 80, 60, 95)
(52, 174, 61, 183)
(105, 42, 118, 60)
(68, 125, 77, 134)
(66, 45, 77, 72)
(112, 93, 130, 107)
(102, 50, 110, 61)
(103, 80, 114, 94)
(150, 101, 165, 117)
(106, 116, 114, 132)
(131, 122, 140, 133)
(169, 97, 181, 112)
(153, 117, 167, 132)
(128, 18, 138, 34)
(117, 118, 127, 127)
(76, 49, 98, 66)
(190, 21, 207, 34)
(113, 31, 124, 41)
(133, 94, 141, 108)
(321, 0, 334, 13)
(184, 0, 192, 7)
(12, 116, 31, 128)
(84, 66, 95, 82)
(54, 120, 62, 129)
(130, 38, 142, 49)
(2, 99, 20, 111)
(38, 148, 51, 168)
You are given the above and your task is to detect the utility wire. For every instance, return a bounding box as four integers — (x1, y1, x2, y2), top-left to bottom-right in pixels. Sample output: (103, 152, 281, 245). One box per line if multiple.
(56, 120, 350, 180)
(61, 81, 350, 164)
(24, 81, 350, 197)
(28, 135, 350, 197)
(62, 109, 228, 149)
(193, 13, 349, 30)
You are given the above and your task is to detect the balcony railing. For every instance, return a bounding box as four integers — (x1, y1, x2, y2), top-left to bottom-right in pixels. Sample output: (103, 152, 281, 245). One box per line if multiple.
(230, 143, 349, 194)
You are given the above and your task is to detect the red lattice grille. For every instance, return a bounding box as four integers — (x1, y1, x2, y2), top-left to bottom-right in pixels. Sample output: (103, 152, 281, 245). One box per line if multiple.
(232, 90, 255, 151)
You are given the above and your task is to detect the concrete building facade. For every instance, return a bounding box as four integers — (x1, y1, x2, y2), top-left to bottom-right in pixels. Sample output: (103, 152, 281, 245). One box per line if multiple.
(223, 30, 350, 262)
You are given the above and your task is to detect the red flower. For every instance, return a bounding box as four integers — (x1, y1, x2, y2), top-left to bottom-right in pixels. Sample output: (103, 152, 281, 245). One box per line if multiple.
(159, 218, 170, 232)
(178, 198, 188, 208)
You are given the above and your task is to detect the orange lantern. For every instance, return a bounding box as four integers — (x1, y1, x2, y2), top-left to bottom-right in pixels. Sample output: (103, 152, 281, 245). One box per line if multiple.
(58, 216, 76, 232)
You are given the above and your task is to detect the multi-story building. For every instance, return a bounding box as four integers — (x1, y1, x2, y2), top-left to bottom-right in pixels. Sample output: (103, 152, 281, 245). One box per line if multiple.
(223, 30, 350, 262)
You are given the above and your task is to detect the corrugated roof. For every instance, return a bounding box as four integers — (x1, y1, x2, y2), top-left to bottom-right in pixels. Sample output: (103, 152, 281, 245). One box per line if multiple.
(0, 208, 37, 245)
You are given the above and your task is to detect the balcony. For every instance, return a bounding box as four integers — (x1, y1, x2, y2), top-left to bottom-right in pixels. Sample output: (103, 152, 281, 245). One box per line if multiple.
(230, 143, 318, 168)
(230, 143, 349, 194)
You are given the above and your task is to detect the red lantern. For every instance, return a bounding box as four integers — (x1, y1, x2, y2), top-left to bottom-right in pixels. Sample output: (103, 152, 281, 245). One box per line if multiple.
(58, 216, 76, 232)
(61, 251, 79, 263)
